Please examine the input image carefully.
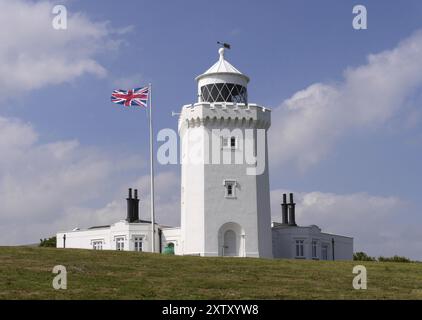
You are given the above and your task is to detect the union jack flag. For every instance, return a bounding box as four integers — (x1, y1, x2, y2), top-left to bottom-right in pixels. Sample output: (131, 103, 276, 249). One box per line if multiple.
(111, 86, 149, 107)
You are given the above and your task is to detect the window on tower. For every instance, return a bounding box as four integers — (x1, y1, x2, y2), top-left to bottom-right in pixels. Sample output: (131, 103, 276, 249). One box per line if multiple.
(227, 184, 233, 196)
(221, 136, 237, 149)
(223, 180, 237, 198)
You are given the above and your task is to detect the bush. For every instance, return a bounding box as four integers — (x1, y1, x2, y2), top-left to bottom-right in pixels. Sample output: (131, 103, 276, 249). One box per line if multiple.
(354, 252, 412, 263)
(353, 252, 376, 261)
(378, 255, 411, 263)
(39, 236, 56, 247)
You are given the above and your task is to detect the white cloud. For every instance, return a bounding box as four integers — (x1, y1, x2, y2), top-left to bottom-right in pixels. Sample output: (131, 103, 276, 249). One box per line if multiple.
(61, 171, 181, 230)
(0, 115, 144, 244)
(0, 1, 143, 244)
(0, 0, 123, 96)
(270, 190, 422, 260)
(112, 73, 144, 89)
(0, 1, 175, 245)
(132, 171, 181, 227)
(269, 30, 422, 171)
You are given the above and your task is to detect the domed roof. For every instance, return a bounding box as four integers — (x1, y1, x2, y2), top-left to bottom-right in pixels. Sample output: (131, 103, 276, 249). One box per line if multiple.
(195, 48, 249, 82)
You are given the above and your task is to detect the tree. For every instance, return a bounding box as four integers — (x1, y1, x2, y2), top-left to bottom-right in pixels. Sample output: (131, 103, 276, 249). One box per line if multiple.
(39, 236, 57, 247)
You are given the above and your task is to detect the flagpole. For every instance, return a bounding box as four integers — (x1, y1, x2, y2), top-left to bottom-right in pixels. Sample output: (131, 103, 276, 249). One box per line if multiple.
(148, 83, 156, 253)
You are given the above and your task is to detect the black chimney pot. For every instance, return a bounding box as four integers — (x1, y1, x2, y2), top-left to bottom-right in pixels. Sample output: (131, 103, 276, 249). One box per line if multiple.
(288, 193, 297, 226)
(133, 189, 140, 222)
(127, 188, 140, 223)
(127, 188, 133, 222)
(281, 193, 288, 224)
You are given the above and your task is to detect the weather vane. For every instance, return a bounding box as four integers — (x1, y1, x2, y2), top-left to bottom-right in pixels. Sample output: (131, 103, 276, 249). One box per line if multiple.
(217, 41, 231, 50)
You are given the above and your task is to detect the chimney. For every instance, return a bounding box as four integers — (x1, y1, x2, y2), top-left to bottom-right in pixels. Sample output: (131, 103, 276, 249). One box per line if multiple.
(281, 193, 288, 224)
(288, 193, 297, 226)
(133, 189, 140, 222)
(126, 188, 134, 222)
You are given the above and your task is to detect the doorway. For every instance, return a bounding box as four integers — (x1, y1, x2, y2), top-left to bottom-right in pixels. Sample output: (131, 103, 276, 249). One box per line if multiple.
(223, 230, 237, 256)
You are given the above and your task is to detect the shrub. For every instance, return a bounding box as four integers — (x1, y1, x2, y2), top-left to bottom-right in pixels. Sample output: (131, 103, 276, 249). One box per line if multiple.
(39, 236, 56, 247)
(378, 255, 411, 263)
(353, 251, 376, 261)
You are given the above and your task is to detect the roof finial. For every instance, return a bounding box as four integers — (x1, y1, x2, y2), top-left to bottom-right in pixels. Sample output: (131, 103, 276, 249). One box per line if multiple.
(217, 41, 230, 60)
(218, 47, 225, 60)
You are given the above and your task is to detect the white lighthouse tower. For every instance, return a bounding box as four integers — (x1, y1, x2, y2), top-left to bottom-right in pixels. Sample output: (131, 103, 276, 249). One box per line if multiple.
(179, 47, 272, 258)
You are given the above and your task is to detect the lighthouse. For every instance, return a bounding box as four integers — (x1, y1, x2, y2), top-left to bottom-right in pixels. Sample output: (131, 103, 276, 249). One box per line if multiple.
(178, 47, 273, 258)
(55, 48, 354, 260)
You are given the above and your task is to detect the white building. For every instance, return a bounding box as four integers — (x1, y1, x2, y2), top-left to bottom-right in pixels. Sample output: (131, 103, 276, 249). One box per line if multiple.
(271, 193, 353, 260)
(57, 48, 353, 260)
(57, 188, 183, 255)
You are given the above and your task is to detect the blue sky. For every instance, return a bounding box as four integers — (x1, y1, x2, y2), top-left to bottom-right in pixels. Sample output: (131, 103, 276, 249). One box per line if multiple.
(1, 0, 422, 259)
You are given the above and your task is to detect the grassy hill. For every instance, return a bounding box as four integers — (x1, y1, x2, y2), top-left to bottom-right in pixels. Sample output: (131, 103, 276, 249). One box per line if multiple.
(1, 246, 421, 299)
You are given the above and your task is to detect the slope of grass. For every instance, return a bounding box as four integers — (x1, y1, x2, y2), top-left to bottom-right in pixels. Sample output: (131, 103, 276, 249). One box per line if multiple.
(0, 246, 421, 299)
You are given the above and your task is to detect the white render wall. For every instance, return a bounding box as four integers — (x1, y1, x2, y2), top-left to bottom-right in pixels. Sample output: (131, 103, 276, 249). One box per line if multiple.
(179, 102, 273, 258)
(57, 221, 159, 252)
(272, 225, 353, 260)
(179, 124, 206, 256)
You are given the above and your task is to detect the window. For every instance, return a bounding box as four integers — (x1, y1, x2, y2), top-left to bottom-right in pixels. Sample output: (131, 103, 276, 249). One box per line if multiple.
(227, 184, 233, 196)
(230, 137, 236, 148)
(322, 244, 328, 260)
(92, 241, 103, 250)
(222, 136, 237, 149)
(116, 237, 124, 251)
(200, 83, 248, 104)
(134, 236, 143, 252)
(295, 240, 304, 258)
(223, 180, 236, 198)
(312, 240, 318, 259)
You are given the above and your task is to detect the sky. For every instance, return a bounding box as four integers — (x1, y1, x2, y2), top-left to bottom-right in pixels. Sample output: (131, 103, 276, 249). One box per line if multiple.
(0, 0, 422, 260)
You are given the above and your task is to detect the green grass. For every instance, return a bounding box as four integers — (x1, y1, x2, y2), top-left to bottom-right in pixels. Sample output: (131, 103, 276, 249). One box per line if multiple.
(1, 246, 422, 299)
